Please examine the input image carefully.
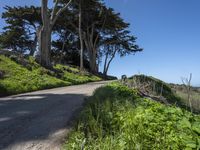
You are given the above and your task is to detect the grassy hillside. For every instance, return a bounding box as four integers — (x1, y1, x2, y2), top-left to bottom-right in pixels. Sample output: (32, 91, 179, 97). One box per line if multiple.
(0, 55, 101, 96)
(130, 75, 181, 101)
(126, 75, 200, 113)
(64, 83, 200, 149)
(170, 84, 200, 112)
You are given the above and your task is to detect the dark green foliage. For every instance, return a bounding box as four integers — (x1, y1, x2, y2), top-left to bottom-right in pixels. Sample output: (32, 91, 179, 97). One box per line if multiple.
(64, 83, 200, 150)
(9, 55, 19, 62)
(97, 73, 118, 80)
(0, 6, 41, 55)
(0, 70, 5, 79)
(0, 1, 142, 73)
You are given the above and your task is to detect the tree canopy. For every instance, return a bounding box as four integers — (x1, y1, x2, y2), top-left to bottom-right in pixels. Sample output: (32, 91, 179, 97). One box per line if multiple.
(0, 0, 143, 77)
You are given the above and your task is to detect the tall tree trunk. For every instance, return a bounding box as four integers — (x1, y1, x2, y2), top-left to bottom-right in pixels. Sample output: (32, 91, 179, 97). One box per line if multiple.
(79, 0, 84, 71)
(39, 0, 51, 68)
(103, 51, 109, 79)
(39, 26, 51, 67)
(89, 48, 97, 73)
(103, 47, 117, 78)
(88, 50, 93, 72)
(103, 45, 110, 78)
(83, 35, 96, 73)
(38, 0, 72, 68)
(80, 15, 107, 73)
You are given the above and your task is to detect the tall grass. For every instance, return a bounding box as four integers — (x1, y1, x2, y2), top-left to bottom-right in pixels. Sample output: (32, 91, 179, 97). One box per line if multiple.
(64, 83, 200, 150)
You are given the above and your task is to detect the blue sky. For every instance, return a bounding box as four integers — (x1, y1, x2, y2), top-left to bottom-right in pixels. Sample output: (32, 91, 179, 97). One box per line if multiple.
(0, 0, 200, 85)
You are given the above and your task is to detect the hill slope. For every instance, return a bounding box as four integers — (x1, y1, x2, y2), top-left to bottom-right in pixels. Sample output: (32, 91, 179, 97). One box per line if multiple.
(64, 83, 200, 149)
(128, 75, 181, 104)
(0, 55, 101, 96)
(127, 75, 200, 113)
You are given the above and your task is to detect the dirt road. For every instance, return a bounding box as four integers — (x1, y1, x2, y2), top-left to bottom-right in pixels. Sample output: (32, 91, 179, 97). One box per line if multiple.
(0, 81, 108, 150)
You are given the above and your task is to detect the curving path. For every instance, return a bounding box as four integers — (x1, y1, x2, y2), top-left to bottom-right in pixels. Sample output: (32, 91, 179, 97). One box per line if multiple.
(0, 81, 109, 150)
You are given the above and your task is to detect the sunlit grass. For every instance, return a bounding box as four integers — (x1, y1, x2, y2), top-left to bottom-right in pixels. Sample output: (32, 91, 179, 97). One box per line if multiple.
(64, 83, 200, 150)
(0, 55, 101, 96)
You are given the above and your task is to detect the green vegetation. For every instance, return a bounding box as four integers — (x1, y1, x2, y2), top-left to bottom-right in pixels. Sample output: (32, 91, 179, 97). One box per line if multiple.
(54, 64, 100, 85)
(64, 83, 200, 150)
(0, 55, 101, 96)
(0, 1, 142, 75)
(126, 75, 200, 113)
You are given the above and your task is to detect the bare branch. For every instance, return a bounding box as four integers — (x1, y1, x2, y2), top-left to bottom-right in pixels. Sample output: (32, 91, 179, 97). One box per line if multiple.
(50, 0, 59, 22)
(94, 15, 107, 48)
(51, 0, 73, 27)
(181, 73, 193, 113)
(105, 46, 118, 73)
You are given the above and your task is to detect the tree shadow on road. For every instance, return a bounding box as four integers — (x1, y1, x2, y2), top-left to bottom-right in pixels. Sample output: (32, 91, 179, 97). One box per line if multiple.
(0, 93, 86, 149)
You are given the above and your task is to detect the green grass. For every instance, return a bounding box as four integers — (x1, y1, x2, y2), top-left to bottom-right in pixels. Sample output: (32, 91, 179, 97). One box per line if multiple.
(0, 55, 101, 96)
(64, 83, 200, 150)
(54, 64, 101, 84)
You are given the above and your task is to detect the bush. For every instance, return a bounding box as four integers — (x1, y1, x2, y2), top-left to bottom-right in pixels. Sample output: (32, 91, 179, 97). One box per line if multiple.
(0, 83, 7, 96)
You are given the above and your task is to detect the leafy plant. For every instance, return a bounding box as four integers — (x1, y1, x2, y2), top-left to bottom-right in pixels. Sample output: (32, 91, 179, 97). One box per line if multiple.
(64, 83, 200, 150)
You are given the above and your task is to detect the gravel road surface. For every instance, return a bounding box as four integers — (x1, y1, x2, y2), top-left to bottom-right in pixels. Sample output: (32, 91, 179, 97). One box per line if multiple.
(0, 81, 108, 150)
